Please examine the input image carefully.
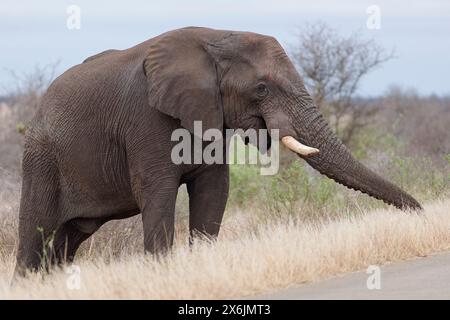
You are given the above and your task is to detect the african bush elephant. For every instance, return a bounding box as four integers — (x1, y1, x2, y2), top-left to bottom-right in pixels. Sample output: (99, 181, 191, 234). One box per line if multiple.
(15, 27, 421, 275)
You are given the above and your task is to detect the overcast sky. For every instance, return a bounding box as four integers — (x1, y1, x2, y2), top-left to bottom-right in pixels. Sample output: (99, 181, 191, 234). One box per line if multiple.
(1, 0, 449, 95)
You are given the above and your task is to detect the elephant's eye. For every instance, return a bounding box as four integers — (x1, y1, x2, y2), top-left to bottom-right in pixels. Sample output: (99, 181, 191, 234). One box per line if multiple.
(255, 83, 269, 98)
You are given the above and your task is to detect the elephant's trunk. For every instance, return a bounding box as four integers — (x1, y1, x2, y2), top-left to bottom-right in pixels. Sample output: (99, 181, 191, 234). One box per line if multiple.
(284, 98, 422, 211)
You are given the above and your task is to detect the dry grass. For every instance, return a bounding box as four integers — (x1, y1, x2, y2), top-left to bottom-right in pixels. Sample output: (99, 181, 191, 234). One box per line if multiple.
(0, 189, 449, 299)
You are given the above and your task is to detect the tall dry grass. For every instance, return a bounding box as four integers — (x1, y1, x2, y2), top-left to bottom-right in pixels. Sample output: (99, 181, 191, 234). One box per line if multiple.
(0, 195, 449, 299)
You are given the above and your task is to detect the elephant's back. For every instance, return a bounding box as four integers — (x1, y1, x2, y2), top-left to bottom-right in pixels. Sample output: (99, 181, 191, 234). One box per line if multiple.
(25, 43, 151, 164)
(36, 44, 149, 130)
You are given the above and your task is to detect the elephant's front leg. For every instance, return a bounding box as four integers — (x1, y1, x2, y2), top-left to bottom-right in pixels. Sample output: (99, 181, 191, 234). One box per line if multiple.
(187, 164, 229, 242)
(134, 175, 179, 254)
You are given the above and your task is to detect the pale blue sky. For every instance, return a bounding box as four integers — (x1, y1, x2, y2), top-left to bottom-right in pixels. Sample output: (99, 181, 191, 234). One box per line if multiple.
(1, 0, 449, 95)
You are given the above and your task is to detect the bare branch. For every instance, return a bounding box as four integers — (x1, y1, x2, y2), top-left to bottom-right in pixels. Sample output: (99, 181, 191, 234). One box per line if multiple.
(290, 23, 394, 145)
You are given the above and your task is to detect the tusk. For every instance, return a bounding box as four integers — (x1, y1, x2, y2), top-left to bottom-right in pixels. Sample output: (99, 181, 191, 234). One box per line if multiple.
(281, 136, 319, 157)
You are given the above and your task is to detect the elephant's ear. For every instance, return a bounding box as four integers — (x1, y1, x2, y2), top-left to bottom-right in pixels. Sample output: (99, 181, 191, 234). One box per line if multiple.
(144, 29, 223, 137)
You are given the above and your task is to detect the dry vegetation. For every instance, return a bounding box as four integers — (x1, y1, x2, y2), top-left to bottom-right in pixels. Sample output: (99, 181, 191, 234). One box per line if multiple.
(1, 198, 449, 299)
(0, 24, 448, 299)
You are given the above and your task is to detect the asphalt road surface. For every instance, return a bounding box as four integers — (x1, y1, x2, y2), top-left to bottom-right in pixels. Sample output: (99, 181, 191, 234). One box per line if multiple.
(257, 252, 450, 300)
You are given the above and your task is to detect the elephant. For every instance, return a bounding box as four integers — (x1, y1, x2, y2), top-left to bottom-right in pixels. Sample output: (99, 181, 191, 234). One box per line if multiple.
(15, 27, 421, 275)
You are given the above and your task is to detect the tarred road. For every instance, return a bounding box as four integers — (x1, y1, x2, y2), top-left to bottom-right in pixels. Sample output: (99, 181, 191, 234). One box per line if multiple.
(257, 252, 450, 300)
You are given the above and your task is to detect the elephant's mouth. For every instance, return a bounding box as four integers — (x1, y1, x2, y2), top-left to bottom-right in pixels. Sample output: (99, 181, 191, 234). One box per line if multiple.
(244, 115, 318, 157)
(241, 116, 272, 152)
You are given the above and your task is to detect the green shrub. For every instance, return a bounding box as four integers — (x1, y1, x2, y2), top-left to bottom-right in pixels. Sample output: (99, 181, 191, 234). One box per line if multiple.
(229, 163, 262, 207)
(388, 155, 448, 201)
(227, 150, 448, 221)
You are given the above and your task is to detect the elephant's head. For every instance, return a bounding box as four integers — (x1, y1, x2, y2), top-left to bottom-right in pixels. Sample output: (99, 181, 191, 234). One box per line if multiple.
(144, 27, 422, 211)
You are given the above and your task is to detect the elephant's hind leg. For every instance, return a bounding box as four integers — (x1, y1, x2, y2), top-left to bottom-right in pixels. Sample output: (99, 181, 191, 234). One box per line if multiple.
(51, 221, 93, 265)
(15, 154, 60, 276)
(51, 217, 107, 265)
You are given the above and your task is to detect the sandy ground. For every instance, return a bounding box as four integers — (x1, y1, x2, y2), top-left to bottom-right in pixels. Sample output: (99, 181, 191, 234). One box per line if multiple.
(256, 251, 450, 300)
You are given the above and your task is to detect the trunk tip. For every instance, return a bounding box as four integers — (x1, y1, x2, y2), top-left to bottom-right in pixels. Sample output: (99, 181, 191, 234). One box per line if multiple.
(395, 196, 423, 212)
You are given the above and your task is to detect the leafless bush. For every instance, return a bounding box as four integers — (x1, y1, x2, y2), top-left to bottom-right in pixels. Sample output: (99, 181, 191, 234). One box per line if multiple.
(0, 63, 58, 173)
(379, 86, 450, 165)
(4, 63, 59, 103)
(291, 23, 394, 145)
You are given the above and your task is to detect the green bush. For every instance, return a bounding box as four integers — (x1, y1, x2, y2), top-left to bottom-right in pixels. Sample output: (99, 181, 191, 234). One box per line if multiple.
(227, 144, 448, 221)
(387, 155, 448, 202)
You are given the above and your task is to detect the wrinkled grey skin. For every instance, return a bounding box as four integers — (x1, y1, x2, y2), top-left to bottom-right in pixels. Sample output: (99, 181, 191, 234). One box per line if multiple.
(15, 27, 421, 275)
